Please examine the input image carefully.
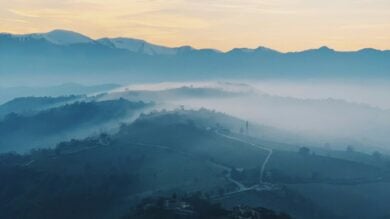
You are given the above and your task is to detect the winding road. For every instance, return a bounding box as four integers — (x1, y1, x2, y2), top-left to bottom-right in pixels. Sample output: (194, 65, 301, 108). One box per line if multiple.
(24, 130, 274, 199)
(215, 131, 273, 184)
(120, 131, 274, 198)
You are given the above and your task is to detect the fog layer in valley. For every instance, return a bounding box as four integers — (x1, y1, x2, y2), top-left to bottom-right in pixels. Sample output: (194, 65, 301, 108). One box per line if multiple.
(106, 80, 390, 152)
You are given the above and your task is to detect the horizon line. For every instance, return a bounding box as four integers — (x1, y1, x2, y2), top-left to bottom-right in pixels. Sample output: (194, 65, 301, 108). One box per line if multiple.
(2, 29, 389, 53)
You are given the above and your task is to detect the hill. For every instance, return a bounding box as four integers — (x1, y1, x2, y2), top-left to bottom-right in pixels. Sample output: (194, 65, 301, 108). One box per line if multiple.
(0, 83, 120, 105)
(1, 109, 389, 218)
(0, 99, 152, 153)
(101, 83, 390, 151)
(0, 95, 83, 118)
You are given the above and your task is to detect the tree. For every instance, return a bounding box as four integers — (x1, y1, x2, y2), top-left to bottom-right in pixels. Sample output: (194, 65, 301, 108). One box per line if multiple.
(239, 127, 244, 135)
(372, 151, 382, 160)
(299, 147, 310, 156)
(171, 193, 177, 200)
(218, 188, 225, 197)
(346, 145, 355, 153)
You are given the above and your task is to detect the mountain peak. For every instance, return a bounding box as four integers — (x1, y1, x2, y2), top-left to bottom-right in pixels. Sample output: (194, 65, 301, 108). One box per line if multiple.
(228, 48, 255, 53)
(318, 46, 334, 51)
(97, 37, 179, 55)
(42, 29, 93, 45)
(298, 46, 335, 54)
(255, 46, 281, 53)
(47, 29, 79, 34)
(358, 48, 381, 53)
(176, 45, 195, 52)
(228, 46, 280, 54)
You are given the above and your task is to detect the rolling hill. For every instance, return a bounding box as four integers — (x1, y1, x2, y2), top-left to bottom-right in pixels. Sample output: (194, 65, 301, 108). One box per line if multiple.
(0, 99, 152, 153)
(0, 95, 83, 118)
(1, 109, 389, 219)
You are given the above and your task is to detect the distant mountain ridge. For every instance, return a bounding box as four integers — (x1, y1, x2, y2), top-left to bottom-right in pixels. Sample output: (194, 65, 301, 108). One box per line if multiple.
(1, 29, 389, 81)
(0, 29, 201, 55)
(1, 29, 94, 45)
(4, 29, 387, 54)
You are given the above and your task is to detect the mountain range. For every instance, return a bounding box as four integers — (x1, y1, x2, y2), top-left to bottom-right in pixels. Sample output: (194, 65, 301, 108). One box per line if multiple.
(1, 29, 389, 82)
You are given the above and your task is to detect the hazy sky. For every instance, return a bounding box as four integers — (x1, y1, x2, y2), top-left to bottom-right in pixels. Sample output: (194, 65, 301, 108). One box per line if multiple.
(1, 0, 389, 51)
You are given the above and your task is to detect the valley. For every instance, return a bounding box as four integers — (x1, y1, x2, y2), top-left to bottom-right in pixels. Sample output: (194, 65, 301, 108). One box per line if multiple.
(1, 2, 389, 218)
(0, 88, 389, 219)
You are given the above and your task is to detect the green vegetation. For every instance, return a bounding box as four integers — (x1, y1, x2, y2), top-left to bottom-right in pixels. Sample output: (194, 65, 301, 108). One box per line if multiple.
(0, 99, 152, 152)
(288, 183, 390, 219)
(127, 193, 292, 219)
(0, 95, 82, 118)
(0, 108, 389, 219)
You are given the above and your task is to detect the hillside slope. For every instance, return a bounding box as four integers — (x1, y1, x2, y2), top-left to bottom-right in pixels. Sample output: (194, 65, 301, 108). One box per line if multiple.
(0, 99, 152, 152)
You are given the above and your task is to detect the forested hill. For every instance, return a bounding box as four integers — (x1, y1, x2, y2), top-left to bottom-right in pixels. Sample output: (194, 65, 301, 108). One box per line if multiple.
(0, 99, 152, 153)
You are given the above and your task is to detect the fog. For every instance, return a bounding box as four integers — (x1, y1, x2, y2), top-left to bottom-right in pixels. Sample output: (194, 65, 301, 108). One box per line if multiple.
(2, 79, 389, 152)
(109, 80, 390, 152)
(252, 80, 390, 110)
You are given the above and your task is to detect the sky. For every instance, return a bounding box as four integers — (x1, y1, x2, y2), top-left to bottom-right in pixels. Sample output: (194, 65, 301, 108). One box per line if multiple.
(0, 0, 389, 52)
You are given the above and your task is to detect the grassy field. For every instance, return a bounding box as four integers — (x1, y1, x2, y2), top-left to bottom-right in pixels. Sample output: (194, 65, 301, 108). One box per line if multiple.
(267, 150, 383, 181)
(217, 188, 336, 219)
(32, 140, 229, 195)
(288, 182, 390, 219)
